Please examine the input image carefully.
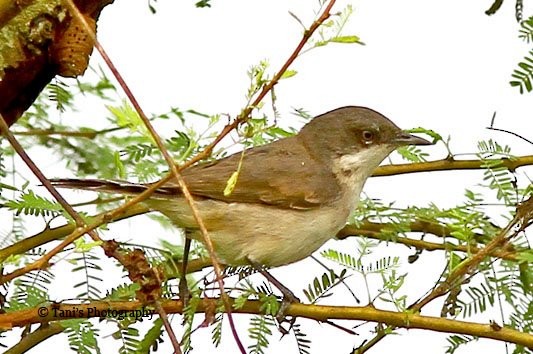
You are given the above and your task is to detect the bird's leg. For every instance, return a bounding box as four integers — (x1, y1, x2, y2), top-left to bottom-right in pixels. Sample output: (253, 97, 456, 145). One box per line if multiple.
(179, 237, 191, 305)
(256, 267, 300, 303)
(247, 259, 300, 325)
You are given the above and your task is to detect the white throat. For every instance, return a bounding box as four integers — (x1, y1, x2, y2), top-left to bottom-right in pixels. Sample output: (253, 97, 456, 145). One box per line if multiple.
(332, 144, 394, 189)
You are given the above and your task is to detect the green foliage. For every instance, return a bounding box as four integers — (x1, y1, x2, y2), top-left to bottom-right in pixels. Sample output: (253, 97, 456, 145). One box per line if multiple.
(337, 153, 530, 352)
(0, 151, 5, 178)
(246, 60, 271, 101)
(292, 323, 311, 354)
(445, 334, 477, 354)
(307, 5, 363, 51)
(71, 251, 103, 300)
(519, 16, 533, 43)
(195, 0, 212, 8)
(320, 249, 361, 269)
(378, 269, 407, 311)
(395, 128, 439, 162)
(181, 291, 201, 352)
(76, 67, 116, 99)
(108, 101, 149, 138)
(63, 319, 101, 354)
(511, 17, 533, 93)
(114, 325, 141, 354)
(321, 248, 400, 275)
(210, 312, 224, 347)
(4, 189, 64, 217)
(7, 271, 52, 310)
(240, 117, 297, 148)
(303, 269, 347, 303)
(511, 58, 533, 92)
(147, 0, 158, 13)
(106, 283, 141, 301)
(321, 240, 405, 306)
(457, 282, 496, 317)
(137, 318, 164, 353)
(48, 80, 74, 113)
(477, 139, 517, 204)
(247, 315, 275, 354)
(233, 278, 280, 315)
(396, 144, 429, 162)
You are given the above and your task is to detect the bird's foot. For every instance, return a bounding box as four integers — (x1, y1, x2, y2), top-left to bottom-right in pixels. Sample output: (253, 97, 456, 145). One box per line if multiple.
(276, 292, 300, 335)
(245, 258, 300, 331)
(277, 289, 300, 319)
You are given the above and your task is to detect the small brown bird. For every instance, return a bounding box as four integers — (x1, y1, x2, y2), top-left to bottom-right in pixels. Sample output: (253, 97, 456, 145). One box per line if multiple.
(52, 106, 431, 268)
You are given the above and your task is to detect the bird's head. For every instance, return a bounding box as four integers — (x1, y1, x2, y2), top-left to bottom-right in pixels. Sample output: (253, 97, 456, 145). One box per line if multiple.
(298, 106, 432, 177)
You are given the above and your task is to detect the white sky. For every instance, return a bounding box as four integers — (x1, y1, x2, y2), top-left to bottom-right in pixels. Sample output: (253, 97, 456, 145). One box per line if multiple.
(3, 0, 533, 353)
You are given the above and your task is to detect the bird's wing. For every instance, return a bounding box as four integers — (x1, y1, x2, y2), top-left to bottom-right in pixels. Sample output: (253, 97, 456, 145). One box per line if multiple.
(51, 138, 342, 210)
(156, 137, 341, 210)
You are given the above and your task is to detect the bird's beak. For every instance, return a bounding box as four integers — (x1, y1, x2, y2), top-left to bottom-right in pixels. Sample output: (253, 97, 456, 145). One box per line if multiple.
(393, 132, 432, 146)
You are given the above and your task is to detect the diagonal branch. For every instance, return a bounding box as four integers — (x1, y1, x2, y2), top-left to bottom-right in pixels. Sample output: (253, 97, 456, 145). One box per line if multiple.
(355, 196, 533, 353)
(58, 1, 340, 353)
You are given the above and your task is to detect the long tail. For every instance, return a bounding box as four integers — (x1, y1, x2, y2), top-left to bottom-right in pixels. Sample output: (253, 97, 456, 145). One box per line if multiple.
(50, 178, 152, 196)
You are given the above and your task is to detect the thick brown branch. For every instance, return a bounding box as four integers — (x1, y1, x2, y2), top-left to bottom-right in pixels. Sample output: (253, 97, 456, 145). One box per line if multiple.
(1, 299, 532, 348)
(0, 0, 114, 126)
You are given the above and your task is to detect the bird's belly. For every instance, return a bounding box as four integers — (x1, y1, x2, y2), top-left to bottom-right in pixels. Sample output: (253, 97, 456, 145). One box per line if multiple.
(212, 204, 345, 266)
(146, 198, 352, 267)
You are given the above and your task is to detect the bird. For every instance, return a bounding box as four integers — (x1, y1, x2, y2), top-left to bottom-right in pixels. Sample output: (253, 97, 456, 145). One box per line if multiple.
(52, 106, 431, 269)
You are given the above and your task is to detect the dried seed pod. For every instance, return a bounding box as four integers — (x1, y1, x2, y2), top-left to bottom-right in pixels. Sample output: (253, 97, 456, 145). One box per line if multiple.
(51, 13, 96, 77)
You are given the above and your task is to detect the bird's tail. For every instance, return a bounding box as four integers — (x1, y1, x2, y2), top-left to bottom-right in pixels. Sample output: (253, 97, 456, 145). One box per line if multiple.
(50, 178, 151, 196)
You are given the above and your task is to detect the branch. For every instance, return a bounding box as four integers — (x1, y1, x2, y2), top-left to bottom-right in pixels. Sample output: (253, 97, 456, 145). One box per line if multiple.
(356, 196, 533, 352)
(0, 204, 149, 263)
(0, 0, 113, 126)
(5, 323, 64, 354)
(11, 126, 124, 139)
(2, 299, 532, 348)
(412, 200, 527, 310)
(337, 223, 518, 261)
(373, 155, 533, 176)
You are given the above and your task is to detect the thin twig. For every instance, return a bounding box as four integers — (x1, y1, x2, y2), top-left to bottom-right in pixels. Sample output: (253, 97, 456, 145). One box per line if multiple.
(486, 127, 533, 145)
(154, 301, 182, 354)
(374, 155, 533, 176)
(11, 126, 125, 139)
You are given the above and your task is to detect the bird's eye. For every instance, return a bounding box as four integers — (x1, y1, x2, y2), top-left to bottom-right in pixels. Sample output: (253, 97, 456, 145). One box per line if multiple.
(362, 130, 374, 144)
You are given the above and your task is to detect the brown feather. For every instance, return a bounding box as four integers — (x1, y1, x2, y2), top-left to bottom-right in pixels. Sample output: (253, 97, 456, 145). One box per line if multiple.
(151, 135, 342, 209)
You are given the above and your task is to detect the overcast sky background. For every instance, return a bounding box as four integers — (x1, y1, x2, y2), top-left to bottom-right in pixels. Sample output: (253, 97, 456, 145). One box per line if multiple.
(3, 0, 533, 353)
